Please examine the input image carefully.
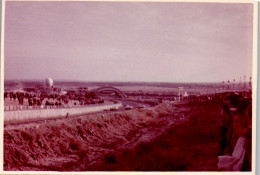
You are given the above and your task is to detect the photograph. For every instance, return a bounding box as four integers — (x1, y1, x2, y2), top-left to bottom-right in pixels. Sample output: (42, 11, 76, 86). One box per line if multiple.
(2, 0, 257, 172)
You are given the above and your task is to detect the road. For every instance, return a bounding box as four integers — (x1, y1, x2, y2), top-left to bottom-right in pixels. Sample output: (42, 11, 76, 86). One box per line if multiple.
(111, 100, 152, 111)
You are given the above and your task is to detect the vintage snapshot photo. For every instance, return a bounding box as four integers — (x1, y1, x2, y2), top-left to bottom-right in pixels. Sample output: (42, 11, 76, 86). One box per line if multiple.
(1, 0, 258, 173)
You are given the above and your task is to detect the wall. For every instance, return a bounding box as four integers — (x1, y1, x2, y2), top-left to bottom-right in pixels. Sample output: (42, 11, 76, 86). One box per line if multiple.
(4, 102, 123, 124)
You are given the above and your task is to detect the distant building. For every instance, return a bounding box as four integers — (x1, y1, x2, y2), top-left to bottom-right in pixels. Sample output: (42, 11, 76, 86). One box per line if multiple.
(44, 78, 54, 94)
(78, 87, 89, 94)
(45, 78, 54, 88)
(23, 87, 37, 93)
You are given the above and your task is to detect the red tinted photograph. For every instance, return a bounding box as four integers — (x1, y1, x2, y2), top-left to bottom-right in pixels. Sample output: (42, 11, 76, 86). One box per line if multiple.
(2, 0, 257, 172)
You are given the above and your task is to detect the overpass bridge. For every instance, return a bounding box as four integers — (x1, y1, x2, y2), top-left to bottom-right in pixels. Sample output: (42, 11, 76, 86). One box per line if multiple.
(92, 86, 127, 99)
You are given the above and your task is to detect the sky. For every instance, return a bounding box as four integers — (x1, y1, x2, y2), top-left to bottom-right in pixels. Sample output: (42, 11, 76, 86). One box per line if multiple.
(4, 1, 254, 83)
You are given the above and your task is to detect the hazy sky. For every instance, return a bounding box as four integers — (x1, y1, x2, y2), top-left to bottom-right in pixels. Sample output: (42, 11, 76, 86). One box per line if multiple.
(4, 1, 253, 82)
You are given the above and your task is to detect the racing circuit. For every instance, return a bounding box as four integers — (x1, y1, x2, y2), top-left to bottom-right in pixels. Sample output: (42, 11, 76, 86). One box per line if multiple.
(4, 85, 154, 125)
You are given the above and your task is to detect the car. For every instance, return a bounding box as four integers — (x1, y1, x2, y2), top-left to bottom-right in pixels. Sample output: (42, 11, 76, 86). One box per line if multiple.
(125, 105, 133, 110)
(110, 106, 119, 111)
(137, 104, 145, 109)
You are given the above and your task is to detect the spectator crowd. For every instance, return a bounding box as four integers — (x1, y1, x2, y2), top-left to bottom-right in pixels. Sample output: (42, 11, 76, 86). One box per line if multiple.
(4, 90, 105, 110)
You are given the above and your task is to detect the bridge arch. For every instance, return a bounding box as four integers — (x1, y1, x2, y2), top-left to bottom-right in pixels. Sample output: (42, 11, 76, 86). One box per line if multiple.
(93, 86, 127, 99)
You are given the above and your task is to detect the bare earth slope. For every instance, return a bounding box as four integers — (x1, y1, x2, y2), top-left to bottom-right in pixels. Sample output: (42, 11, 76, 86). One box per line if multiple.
(4, 103, 222, 171)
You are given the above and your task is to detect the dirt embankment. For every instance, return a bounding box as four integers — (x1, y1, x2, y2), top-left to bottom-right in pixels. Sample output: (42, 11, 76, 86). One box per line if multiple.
(4, 102, 223, 171)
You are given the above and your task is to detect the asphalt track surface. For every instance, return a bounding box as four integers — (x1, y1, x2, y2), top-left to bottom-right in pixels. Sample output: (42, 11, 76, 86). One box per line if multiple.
(114, 100, 151, 110)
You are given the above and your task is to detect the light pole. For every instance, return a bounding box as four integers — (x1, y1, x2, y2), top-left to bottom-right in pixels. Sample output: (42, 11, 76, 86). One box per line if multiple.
(178, 87, 183, 101)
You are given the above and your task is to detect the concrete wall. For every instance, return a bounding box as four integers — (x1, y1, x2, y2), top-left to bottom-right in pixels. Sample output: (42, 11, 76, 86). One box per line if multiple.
(4, 102, 123, 124)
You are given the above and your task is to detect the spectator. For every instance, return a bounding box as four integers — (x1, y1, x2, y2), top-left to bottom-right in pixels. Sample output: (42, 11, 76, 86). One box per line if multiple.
(218, 99, 252, 171)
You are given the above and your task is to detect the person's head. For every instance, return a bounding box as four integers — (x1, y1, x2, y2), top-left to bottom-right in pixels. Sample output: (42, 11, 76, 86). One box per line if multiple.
(222, 102, 230, 114)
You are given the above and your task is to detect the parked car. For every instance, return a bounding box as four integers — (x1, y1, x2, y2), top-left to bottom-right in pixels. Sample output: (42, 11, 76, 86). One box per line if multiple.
(125, 105, 133, 110)
(138, 104, 145, 109)
(110, 106, 119, 111)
